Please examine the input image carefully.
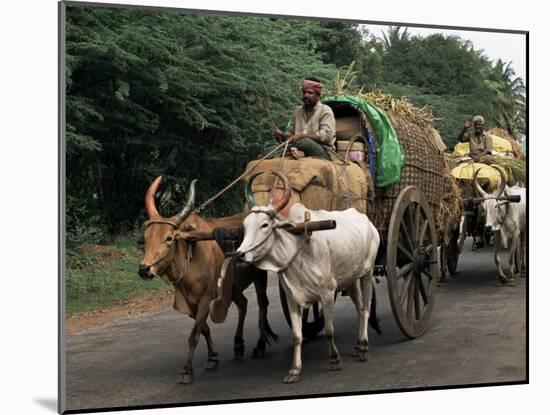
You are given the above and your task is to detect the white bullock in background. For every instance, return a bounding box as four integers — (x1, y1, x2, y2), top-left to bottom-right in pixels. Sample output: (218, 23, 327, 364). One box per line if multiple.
(237, 171, 380, 383)
(473, 166, 526, 285)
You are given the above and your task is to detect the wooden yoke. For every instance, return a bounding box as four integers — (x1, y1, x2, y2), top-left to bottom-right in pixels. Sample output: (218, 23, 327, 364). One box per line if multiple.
(185, 220, 337, 243)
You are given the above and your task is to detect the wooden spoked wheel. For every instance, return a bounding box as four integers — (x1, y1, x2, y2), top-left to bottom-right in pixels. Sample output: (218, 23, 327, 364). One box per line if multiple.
(278, 281, 324, 339)
(386, 186, 439, 339)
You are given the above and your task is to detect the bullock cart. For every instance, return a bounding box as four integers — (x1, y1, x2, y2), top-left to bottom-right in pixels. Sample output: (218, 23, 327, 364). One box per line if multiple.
(242, 95, 461, 339)
(443, 134, 526, 276)
(445, 163, 522, 277)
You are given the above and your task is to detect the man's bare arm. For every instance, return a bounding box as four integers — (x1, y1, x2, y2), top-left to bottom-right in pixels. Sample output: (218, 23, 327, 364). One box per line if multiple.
(457, 118, 472, 142)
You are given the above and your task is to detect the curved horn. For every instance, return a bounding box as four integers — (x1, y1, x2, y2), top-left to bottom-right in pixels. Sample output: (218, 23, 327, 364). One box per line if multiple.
(245, 171, 264, 209)
(472, 168, 488, 198)
(175, 179, 197, 225)
(145, 176, 163, 219)
(245, 170, 291, 214)
(270, 171, 291, 214)
(492, 165, 508, 198)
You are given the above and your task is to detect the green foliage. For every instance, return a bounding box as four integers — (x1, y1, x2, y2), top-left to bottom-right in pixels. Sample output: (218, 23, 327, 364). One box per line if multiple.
(315, 22, 364, 67)
(66, 233, 169, 315)
(381, 31, 486, 96)
(66, 6, 339, 240)
(370, 29, 525, 146)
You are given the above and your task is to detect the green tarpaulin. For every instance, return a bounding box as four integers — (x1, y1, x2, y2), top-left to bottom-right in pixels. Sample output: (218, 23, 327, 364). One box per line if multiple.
(322, 95, 405, 187)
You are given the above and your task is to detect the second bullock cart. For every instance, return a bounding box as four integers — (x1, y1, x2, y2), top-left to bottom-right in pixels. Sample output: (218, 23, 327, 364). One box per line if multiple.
(441, 161, 523, 278)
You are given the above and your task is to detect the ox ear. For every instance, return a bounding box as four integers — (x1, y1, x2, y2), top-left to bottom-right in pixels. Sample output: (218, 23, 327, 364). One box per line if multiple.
(276, 220, 295, 230)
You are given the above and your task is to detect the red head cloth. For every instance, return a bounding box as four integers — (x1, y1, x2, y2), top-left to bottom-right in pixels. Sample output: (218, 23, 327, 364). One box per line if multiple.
(301, 79, 322, 93)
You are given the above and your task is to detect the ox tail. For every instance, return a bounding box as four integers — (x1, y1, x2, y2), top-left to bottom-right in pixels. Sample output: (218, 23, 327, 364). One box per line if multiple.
(262, 318, 279, 345)
(368, 285, 382, 335)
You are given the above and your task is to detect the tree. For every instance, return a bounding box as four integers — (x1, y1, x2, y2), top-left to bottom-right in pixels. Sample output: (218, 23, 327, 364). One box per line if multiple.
(482, 59, 526, 137)
(65, 6, 340, 239)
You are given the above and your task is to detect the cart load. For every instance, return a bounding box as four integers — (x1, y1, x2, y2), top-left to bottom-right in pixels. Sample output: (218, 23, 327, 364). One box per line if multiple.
(451, 159, 526, 194)
(451, 162, 504, 195)
(242, 157, 372, 217)
(324, 94, 459, 240)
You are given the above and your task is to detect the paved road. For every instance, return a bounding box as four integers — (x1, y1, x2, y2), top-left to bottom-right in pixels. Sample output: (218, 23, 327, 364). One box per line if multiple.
(64, 241, 526, 412)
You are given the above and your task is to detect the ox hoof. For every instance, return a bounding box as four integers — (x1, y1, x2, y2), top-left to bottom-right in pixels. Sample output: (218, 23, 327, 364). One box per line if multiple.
(330, 357, 343, 371)
(353, 342, 369, 361)
(206, 358, 219, 371)
(504, 279, 515, 287)
(283, 373, 301, 384)
(356, 350, 368, 362)
(179, 370, 194, 385)
(234, 344, 245, 359)
(252, 347, 266, 359)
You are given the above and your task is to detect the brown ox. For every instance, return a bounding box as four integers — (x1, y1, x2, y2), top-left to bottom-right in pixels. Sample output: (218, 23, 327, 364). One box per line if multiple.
(138, 176, 277, 384)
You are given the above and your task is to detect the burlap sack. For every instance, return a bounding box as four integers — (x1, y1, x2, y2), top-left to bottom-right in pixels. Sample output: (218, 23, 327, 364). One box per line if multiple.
(243, 157, 370, 215)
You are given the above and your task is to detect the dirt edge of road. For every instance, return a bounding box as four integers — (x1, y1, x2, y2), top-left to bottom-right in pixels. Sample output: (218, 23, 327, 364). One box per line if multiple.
(66, 290, 173, 335)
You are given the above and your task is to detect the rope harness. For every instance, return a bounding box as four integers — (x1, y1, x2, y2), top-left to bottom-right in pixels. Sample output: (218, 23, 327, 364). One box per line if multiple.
(143, 219, 194, 286)
(193, 140, 290, 215)
(238, 210, 310, 273)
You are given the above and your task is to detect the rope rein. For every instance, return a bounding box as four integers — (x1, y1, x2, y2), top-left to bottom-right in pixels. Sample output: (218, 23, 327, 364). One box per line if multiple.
(172, 243, 193, 285)
(193, 140, 290, 214)
(270, 138, 291, 194)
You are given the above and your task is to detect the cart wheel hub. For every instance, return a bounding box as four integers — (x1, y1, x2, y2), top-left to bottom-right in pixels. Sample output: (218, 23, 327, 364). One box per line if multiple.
(413, 247, 427, 275)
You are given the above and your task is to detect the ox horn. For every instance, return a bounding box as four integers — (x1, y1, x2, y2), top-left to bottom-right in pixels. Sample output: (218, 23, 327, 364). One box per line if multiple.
(175, 179, 198, 225)
(245, 170, 291, 214)
(145, 176, 163, 219)
(472, 168, 488, 198)
(492, 165, 508, 198)
(245, 171, 263, 209)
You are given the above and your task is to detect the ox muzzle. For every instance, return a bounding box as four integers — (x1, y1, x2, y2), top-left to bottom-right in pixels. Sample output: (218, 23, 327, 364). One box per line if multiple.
(138, 264, 155, 280)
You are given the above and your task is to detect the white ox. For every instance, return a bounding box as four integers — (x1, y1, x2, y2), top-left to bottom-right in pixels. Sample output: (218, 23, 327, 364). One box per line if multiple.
(473, 166, 526, 284)
(237, 171, 380, 383)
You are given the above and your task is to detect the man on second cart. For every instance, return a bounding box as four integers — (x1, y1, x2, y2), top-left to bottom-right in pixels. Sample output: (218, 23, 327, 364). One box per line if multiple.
(457, 115, 494, 163)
